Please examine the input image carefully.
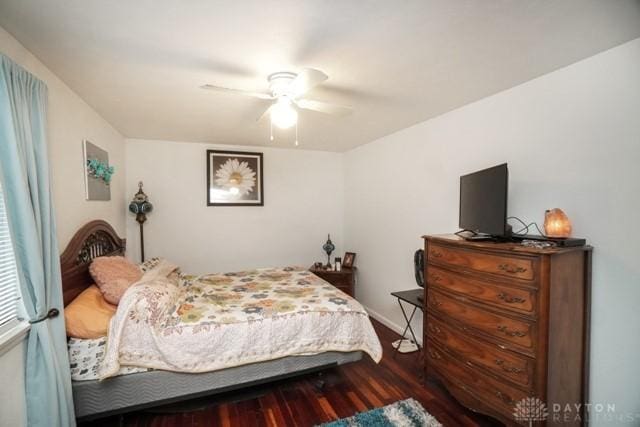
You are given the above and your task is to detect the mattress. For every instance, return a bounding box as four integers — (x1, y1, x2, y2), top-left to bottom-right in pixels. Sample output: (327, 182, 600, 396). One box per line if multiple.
(73, 350, 362, 420)
(68, 337, 148, 381)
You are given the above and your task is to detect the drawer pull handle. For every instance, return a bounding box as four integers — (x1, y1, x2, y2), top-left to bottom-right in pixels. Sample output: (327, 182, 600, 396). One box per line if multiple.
(495, 391, 515, 406)
(498, 263, 527, 274)
(428, 349, 441, 360)
(497, 325, 527, 337)
(494, 359, 524, 374)
(497, 293, 526, 304)
(428, 324, 441, 334)
(431, 250, 443, 258)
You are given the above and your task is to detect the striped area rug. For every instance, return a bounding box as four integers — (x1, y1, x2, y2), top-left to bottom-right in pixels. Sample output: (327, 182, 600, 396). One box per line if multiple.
(317, 398, 441, 427)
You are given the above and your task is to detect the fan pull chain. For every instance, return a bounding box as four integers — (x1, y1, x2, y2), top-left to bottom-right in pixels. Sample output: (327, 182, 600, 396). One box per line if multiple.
(270, 119, 274, 141)
(295, 122, 299, 146)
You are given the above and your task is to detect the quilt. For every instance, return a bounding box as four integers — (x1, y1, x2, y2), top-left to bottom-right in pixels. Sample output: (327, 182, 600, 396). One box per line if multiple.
(99, 262, 382, 379)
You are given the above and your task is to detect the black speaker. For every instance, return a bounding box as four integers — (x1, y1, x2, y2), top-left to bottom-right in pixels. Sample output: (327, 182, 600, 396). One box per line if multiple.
(414, 249, 425, 302)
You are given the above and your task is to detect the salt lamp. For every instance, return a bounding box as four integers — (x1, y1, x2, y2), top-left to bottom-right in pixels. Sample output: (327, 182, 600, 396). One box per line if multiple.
(544, 208, 572, 238)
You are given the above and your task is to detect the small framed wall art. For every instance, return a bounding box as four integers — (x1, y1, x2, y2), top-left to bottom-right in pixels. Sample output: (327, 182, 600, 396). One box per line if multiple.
(207, 150, 264, 206)
(83, 140, 114, 201)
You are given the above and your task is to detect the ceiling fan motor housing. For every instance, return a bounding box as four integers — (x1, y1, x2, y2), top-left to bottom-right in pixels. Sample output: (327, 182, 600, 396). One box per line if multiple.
(268, 71, 297, 97)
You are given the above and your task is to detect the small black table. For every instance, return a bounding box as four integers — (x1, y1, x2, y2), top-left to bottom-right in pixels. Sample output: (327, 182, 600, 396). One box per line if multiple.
(390, 289, 424, 358)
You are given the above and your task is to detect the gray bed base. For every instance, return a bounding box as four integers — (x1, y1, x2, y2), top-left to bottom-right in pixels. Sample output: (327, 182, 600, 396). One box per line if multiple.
(73, 351, 362, 421)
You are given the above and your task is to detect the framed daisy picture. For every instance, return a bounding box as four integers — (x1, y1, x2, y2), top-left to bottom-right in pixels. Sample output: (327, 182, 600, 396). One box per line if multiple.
(207, 150, 264, 206)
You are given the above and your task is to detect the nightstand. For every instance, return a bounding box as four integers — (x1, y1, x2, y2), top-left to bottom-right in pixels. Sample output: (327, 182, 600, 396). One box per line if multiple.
(309, 266, 356, 298)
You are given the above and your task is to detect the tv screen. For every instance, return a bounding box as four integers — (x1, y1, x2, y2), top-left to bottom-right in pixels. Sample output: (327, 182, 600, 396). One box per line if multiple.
(459, 163, 508, 237)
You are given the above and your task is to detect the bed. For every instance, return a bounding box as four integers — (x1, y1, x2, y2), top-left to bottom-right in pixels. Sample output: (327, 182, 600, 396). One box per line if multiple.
(60, 220, 381, 421)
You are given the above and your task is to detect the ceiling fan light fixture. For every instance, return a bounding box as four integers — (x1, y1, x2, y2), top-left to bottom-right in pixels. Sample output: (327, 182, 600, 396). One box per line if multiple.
(201, 68, 351, 145)
(271, 97, 298, 129)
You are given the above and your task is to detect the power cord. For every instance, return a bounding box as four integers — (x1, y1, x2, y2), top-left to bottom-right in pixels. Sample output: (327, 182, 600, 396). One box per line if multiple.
(507, 216, 545, 236)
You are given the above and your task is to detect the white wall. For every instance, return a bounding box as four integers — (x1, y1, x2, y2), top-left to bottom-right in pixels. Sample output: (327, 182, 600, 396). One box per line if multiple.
(344, 38, 640, 423)
(0, 26, 126, 249)
(125, 139, 344, 274)
(0, 339, 26, 426)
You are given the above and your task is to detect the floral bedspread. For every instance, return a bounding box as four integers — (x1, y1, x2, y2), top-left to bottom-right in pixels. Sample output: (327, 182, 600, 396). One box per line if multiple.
(99, 262, 382, 379)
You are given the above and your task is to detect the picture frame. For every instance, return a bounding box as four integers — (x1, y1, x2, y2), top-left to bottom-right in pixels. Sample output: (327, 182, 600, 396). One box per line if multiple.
(343, 252, 356, 268)
(206, 150, 264, 206)
(83, 140, 112, 201)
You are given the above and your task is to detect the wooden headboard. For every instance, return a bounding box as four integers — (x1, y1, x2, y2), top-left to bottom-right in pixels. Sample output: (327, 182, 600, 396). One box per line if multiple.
(60, 220, 126, 306)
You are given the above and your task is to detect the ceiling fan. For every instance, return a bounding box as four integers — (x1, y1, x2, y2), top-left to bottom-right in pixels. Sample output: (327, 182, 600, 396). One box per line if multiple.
(201, 68, 353, 145)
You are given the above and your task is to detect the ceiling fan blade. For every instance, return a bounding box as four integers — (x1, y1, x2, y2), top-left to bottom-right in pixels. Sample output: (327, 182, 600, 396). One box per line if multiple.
(289, 68, 328, 98)
(200, 84, 273, 100)
(257, 104, 274, 122)
(296, 99, 353, 116)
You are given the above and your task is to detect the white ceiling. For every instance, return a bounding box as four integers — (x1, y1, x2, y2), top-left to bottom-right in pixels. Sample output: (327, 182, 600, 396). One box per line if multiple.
(1, 1, 639, 152)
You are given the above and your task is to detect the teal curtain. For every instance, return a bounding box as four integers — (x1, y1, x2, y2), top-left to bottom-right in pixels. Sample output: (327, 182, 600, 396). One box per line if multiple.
(0, 54, 75, 426)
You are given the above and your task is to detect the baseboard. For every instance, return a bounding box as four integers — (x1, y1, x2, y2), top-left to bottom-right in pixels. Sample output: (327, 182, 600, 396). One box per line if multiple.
(363, 304, 423, 346)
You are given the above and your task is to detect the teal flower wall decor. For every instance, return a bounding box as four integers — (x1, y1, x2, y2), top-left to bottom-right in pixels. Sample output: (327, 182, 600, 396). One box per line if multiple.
(86, 158, 115, 185)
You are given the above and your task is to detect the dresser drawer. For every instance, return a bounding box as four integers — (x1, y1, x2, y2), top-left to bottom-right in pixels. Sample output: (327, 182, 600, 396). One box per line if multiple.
(427, 266, 536, 315)
(313, 271, 349, 286)
(427, 244, 536, 282)
(427, 289, 534, 351)
(312, 270, 354, 297)
(426, 314, 534, 388)
(427, 343, 530, 418)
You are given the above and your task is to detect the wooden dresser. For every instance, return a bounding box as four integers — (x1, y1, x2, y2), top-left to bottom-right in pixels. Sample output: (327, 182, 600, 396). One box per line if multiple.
(309, 266, 356, 297)
(423, 235, 592, 426)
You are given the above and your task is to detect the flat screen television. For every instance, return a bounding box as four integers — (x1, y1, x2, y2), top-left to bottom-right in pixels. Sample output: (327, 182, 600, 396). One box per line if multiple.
(459, 163, 509, 238)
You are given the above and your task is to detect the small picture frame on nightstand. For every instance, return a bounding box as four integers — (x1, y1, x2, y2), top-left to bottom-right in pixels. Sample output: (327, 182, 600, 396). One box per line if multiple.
(343, 252, 356, 268)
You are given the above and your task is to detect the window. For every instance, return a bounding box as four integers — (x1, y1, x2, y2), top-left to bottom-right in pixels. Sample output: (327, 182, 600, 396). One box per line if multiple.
(0, 181, 20, 335)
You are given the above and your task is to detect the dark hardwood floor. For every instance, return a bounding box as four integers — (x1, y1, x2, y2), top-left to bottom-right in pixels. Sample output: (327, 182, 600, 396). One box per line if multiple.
(81, 319, 502, 427)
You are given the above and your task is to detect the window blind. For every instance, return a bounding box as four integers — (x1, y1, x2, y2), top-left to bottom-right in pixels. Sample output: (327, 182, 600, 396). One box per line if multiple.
(0, 181, 20, 334)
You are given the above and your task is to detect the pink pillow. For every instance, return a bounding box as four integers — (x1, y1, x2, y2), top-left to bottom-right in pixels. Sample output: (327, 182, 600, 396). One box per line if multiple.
(89, 256, 143, 305)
